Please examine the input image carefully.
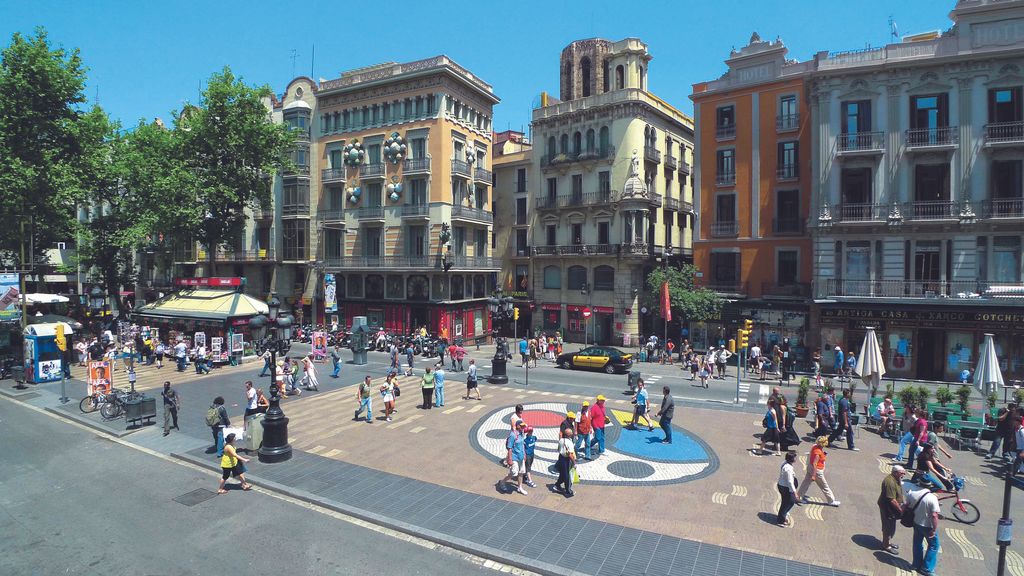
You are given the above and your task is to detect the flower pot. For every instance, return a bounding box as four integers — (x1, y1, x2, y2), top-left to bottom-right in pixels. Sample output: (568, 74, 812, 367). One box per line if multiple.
(796, 405, 809, 418)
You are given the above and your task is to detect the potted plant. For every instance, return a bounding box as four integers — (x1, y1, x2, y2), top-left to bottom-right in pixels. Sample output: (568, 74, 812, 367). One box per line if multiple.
(956, 385, 973, 418)
(796, 379, 811, 418)
(1014, 388, 1024, 407)
(935, 387, 955, 407)
(986, 391, 999, 425)
(886, 382, 896, 399)
(897, 386, 917, 408)
(915, 386, 931, 410)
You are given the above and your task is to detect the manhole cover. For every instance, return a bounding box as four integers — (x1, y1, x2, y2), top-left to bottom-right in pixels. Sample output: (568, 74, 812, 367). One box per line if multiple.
(173, 488, 218, 506)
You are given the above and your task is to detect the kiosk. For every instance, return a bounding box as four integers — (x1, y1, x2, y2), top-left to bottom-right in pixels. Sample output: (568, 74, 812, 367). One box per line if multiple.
(23, 322, 73, 383)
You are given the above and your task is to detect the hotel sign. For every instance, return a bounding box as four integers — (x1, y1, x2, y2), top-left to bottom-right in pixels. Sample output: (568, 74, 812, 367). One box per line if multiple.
(821, 307, 1024, 329)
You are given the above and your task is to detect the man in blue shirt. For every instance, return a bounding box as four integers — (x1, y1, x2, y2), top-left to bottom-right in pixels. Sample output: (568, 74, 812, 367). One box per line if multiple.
(628, 380, 653, 431)
(518, 337, 528, 367)
(500, 420, 528, 495)
(828, 389, 858, 450)
(833, 346, 844, 374)
(433, 364, 446, 407)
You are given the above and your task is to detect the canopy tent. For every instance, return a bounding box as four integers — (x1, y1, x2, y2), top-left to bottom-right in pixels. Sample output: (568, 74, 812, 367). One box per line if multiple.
(855, 327, 886, 402)
(134, 289, 269, 322)
(973, 333, 1004, 396)
(24, 321, 75, 336)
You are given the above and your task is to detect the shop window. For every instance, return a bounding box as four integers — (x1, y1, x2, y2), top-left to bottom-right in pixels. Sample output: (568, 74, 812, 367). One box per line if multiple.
(473, 275, 486, 298)
(543, 309, 561, 331)
(543, 265, 561, 289)
(888, 331, 913, 374)
(386, 275, 404, 299)
(365, 275, 384, 300)
(945, 332, 973, 380)
(347, 274, 363, 298)
(594, 266, 615, 291)
(407, 275, 429, 301)
(568, 309, 583, 333)
(451, 276, 465, 300)
(993, 236, 1021, 282)
(567, 265, 587, 290)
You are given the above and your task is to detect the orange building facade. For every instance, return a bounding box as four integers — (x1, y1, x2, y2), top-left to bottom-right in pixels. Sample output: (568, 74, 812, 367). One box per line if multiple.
(689, 34, 814, 356)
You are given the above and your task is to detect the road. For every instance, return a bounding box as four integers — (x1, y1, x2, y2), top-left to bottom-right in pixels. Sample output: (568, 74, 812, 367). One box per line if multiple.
(0, 396, 496, 576)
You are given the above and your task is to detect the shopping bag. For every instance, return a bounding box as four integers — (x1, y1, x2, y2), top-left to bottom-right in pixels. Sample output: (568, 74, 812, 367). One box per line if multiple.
(572, 466, 580, 485)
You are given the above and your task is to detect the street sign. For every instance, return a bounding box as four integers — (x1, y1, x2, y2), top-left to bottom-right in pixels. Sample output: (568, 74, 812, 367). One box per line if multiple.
(582, 307, 592, 318)
(55, 322, 66, 352)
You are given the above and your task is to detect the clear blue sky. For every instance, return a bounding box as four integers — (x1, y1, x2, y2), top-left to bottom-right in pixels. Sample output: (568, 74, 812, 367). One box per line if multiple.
(2, 0, 952, 133)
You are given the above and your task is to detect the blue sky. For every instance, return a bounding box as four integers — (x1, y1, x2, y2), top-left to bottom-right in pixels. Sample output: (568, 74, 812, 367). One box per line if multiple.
(3, 1, 952, 133)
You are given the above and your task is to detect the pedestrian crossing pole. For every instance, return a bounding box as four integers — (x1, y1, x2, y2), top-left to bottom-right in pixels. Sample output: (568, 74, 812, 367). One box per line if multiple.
(56, 322, 68, 404)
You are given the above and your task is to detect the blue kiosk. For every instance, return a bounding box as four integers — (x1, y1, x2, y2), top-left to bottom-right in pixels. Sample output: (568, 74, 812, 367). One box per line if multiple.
(23, 322, 73, 383)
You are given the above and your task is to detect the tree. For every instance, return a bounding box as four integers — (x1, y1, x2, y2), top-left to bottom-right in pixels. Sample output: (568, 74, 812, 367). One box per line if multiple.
(0, 28, 95, 268)
(645, 263, 723, 324)
(175, 67, 294, 274)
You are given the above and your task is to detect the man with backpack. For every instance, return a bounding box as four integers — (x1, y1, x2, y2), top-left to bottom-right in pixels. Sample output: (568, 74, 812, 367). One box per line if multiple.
(206, 396, 230, 456)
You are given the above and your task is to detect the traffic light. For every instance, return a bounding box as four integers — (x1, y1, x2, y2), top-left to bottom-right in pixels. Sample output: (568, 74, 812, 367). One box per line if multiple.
(513, 307, 520, 321)
(743, 319, 754, 331)
(738, 329, 750, 349)
(728, 338, 736, 353)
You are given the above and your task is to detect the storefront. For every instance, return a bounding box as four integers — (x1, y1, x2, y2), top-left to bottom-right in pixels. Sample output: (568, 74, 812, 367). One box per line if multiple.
(816, 304, 1024, 382)
(688, 301, 810, 362)
(337, 301, 490, 344)
(541, 303, 562, 334)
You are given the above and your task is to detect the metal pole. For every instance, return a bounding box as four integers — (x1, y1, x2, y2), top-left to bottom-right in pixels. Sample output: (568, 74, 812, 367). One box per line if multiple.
(19, 218, 27, 330)
(997, 457, 1015, 575)
(735, 348, 742, 404)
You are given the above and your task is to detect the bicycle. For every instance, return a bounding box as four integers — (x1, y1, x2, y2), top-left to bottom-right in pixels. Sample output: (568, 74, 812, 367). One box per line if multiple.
(80, 387, 119, 414)
(100, 388, 143, 420)
(912, 474, 980, 524)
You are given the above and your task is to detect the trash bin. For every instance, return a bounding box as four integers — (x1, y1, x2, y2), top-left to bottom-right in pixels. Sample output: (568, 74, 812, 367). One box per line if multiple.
(124, 398, 143, 421)
(627, 370, 641, 393)
(245, 413, 265, 452)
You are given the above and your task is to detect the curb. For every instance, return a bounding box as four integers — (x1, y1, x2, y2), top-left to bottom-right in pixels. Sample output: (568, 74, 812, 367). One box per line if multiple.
(42, 406, 140, 438)
(171, 451, 571, 576)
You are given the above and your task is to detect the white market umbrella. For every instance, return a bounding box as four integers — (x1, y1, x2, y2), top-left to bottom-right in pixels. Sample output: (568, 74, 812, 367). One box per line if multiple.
(973, 333, 1004, 396)
(856, 327, 886, 401)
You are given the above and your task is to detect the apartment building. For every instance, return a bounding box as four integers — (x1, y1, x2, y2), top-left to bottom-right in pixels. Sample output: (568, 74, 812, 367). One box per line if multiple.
(528, 38, 695, 345)
(491, 130, 534, 335)
(811, 0, 1024, 381)
(691, 34, 815, 357)
(315, 57, 500, 340)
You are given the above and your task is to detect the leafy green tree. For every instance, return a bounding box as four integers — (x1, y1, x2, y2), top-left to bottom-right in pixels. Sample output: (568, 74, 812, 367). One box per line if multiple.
(0, 28, 94, 267)
(645, 263, 723, 323)
(175, 67, 294, 273)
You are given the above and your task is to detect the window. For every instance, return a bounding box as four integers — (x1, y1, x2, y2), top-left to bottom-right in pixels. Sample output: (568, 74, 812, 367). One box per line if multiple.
(543, 265, 561, 289)
(775, 190, 800, 234)
(586, 129, 595, 153)
(567, 265, 587, 290)
(716, 149, 735, 183)
(474, 229, 487, 257)
(777, 141, 798, 179)
(366, 182, 383, 207)
(515, 198, 527, 225)
(594, 265, 614, 290)
(407, 225, 426, 257)
(598, 221, 610, 244)
(842, 100, 871, 133)
(546, 177, 557, 202)
(977, 237, 989, 281)
(602, 59, 610, 93)
(367, 144, 381, 165)
(581, 57, 591, 97)
(663, 209, 673, 247)
(410, 179, 427, 205)
(840, 167, 873, 219)
(911, 94, 949, 130)
(546, 136, 556, 161)
(362, 227, 381, 257)
(845, 241, 870, 280)
(715, 193, 736, 223)
(573, 132, 582, 156)
(515, 229, 528, 255)
(598, 171, 611, 196)
(599, 127, 610, 154)
(571, 174, 583, 203)
(716, 105, 735, 138)
(777, 250, 799, 285)
(709, 252, 740, 286)
(914, 164, 951, 203)
(282, 219, 308, 261)
(516, 168, 527, 193)
(324, 229, 343, 259)
(410, 138, 426, 159)
(993, 236, 1021, 282)
(515, 265, 529, 292)
(615, 65, 624, 90)
(571, 223, 583, 245)
(989, 87, 1023, 123)
(991, 161, 1024, 215)
(329, 149, 343, 169)
(779, 95, 797, 127)
(564, 60, 574, 100)
(282, 180, 310, 212)
(560, 134, 569, 155)
(452, 227, 466, 256)
(546, 224, 557, 246)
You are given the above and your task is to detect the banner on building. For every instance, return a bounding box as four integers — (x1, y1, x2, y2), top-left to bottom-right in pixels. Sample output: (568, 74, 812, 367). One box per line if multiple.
(0, 273, 20, 322)
(87, 360, 113, 397)
(660, 280, 672, 322)
(324, 273, 337, 313)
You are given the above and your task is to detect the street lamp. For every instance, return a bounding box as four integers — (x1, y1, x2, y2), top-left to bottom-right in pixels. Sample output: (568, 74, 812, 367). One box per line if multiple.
(88, 286, 106, 342)
(580, 282, 592, 346)
(487, 288, 511, 384)
(249, 293, 294, 463)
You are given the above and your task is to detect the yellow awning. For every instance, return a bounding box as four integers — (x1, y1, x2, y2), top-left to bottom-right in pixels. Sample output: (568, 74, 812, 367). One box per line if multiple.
(135, 289, 269, 322)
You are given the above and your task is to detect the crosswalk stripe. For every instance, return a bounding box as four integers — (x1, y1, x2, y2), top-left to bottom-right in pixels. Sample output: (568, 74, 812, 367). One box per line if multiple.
(466, 404, 487, 413)
(323, 448, 343, 458)
(409, 426, 426, 433)
(386, 415, 423, 429)
(308, 445, 327, 454)
(443, 406, 465, 414)
(515, 394, 527, 399)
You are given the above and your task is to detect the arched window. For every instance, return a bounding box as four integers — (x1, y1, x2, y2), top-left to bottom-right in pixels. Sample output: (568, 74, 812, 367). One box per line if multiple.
(543, 266, 561, 289)
(599, 126, 610, 154)
(547, 136, 556, 161)
(615, 65, 624, 90)
(581, 57, 592, 97)
(564, 61, 574, 100)
(586, 129, 595, 152)
(573, 132, 582, 156)
(567, 266, 587, 290)
(594, 266, 615, 291)
(560, 134, 569, 155)
(602, 59, 610, 93)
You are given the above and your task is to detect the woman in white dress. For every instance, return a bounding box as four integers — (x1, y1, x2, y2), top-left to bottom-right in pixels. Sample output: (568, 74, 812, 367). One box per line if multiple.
(301, 355, 319, 391)
(380, 373, 396, 422)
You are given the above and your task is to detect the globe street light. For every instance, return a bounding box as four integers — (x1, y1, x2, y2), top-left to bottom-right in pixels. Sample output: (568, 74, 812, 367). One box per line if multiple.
(487, 288, 510, 384)
(250, 293, 294, 463)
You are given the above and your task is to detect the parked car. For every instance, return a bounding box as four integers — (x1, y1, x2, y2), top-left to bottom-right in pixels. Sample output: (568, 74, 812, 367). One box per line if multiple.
(557, 346, 633, 374)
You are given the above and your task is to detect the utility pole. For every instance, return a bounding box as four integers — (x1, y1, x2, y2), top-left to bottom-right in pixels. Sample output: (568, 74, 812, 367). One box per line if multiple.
(997, 457, 1016, 575)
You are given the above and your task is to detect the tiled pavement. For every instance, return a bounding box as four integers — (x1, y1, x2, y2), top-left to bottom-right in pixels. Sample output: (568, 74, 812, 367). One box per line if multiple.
(177, 447, 860, 576)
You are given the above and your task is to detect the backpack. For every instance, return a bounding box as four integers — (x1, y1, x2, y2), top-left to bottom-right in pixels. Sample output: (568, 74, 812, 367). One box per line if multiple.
(205, 406, 220, 427)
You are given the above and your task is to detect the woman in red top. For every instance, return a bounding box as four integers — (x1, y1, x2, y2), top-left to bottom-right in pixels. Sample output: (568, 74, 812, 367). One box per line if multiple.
(664, 340, 675, 365)
(575, 403, 594, 460)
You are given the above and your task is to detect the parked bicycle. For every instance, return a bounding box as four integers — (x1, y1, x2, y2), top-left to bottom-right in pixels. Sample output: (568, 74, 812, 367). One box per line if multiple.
(99, 388, 144, 420)
(80, 387, 119, 414)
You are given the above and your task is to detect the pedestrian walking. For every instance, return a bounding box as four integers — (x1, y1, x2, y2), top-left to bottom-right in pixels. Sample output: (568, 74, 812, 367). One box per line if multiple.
(698, 354, 711, 388)
(255, 387, 269, 414)
(464, 359, 482, 400)
(243, 380, 258, 430)
(217, 433, 252, 494)
(301, 355, 319, 391)
(433, 364, 446, 407)
(381, 373, 396, 422)
(404, 342, 415, 376)
(194, 343, 210, 374)
(455, 343, 466, 372)
(797, 436, 840, 506)
(906, 482, 941, 575)
(330, 344, 342, 378)
(161, 382, 179, 436)
(175, 340, 188, 372)
(906, 408, 929, 469)
(656, 386, 675, 444)
(510, 403, 525, 430)
(354, 375, 373, 423)
(154, 341, 165, 369)
(528, 338, 538, 368)
(832, 345, 844, 375)
(575, 402, 593, 459)
(206, 396, 229, 457)
(420, 366, 435, 409)
(258, 349, 272, 377)
(629, 380, 653, 431)
(716, 346, 731, 379)
(761, 399, 781, 455)
(877, 465, 905, 554)
(500, 420, 529, 495)
(664, 340, 675, 365)
(590, 395, 608, 456)
(523, 425, 537, 487)
(776, 451, 799, 527)
(518, 336, 528, 367)
(988, 402, 1018, 460)
(554, 427, 577, 497)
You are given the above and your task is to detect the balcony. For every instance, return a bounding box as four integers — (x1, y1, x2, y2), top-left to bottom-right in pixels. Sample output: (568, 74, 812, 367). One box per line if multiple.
(762, 282, 811, 298)
(403, 157, 431, 173)
(282, 203, 310, 217)
(665, 155, 678, 170)
(777, 114, 799, 132)
(533, 244, 619, 257)
(982, 197, 1024, 218)
(705, 281, 747, 296)
(680, 160, 691, 175)
(905, 200, 958, 221)
(984, 122, 1024, 147)
(649, 194, 663, 208)
(451, 159, 471, 178)
(535, 191, 612, 210)
(665, 197, 680, 211)
(361, 163, 385, 178)
(644, 146, 661, 163)
(253, 207, 274, 221)
(400, 203, 430, 220)
(474, 167, 492, 182)
(284, 164, 311, 177)
(215, 249, 278, 263)
(836, 203, 885, 222)
(716, 171, 736, 186)
(321, 168, 346, 183)
(678, 200, 694, 214)
(325, 256, 434, 270)
(540, 145, 615, 169)
(836, 131, 885, 155)
(817, 278, 1024, 300)
(319, 209, 346, 223)
(904, 126, 958, 151)
(772, 218, 805, 235)
(354, 206, 385, 221)
(451, 204, 493, 223)
(447, 255, 500, 270)
(776, 164, 799, 181)
(716, 124, 736, 140)
(710, 221, 739, 237)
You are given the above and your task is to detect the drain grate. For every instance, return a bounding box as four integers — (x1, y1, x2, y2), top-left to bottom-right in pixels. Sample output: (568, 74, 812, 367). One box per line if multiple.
(173, 488, 218, 506)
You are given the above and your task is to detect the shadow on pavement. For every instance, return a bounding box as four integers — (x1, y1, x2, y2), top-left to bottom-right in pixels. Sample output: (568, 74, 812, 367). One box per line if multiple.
(850, 533, 881, 550)
(871, 550, 912, 571)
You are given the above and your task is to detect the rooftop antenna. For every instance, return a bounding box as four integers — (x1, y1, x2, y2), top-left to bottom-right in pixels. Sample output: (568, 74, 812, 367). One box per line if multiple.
(310, 44, 315, 79)
(889, 16, 899, 42)
(289, 48, 299, 78)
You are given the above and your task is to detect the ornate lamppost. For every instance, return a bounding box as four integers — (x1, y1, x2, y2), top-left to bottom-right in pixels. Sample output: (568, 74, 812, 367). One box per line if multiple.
(249, 293, 294, 463)
(486, 288, 514, 384)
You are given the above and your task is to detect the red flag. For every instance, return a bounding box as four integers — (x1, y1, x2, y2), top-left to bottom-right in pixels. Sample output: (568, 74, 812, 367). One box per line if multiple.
(660, 280, 672, 322)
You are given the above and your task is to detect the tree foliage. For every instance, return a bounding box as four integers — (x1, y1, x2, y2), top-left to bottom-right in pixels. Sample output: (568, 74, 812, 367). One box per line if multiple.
(645, 263, 723, 322)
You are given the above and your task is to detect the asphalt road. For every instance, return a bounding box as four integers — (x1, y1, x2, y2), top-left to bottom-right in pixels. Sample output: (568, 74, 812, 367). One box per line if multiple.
(0, 397, 494, 576)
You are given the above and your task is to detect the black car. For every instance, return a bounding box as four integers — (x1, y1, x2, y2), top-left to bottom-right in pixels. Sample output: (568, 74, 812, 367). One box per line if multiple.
(557, 346, 634, 374)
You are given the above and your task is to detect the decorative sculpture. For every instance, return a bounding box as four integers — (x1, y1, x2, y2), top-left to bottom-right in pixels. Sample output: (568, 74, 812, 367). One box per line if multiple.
(343, 139, 365, 167)
(383, 132, 406, 164)
(387, 176, 403, 203)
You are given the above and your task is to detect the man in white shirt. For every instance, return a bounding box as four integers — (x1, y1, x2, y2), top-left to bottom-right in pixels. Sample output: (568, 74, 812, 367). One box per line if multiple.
(174, 341, 188, 372)
(748, 344, 761, 374)
(905, 483, 940, 576)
